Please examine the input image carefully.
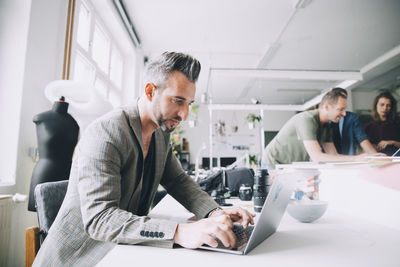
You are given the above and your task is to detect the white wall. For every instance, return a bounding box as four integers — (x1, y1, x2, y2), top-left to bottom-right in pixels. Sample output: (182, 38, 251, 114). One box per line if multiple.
(182, 105, 295, 166)
(0, 2, 33, 265)
(0, 0, 68, 266)
(352, 91, 378, 111)
(0, 0, 32, 187)
(351, 90, 400, 112)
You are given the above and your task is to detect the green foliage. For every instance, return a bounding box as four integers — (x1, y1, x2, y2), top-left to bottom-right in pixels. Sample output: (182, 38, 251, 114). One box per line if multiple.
(249, 154, 258, 166)
(243, 154, 258, 166)
(172, 125, 185, 135)
(245, 113, 262, 123)
(189, 104, 199, 121)
(190, 104, 199, 115)
(170, 125, 185, 154)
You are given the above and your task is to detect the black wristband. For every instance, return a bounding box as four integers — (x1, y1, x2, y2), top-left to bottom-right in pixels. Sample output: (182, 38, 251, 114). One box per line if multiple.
(207, 207, 223, 218)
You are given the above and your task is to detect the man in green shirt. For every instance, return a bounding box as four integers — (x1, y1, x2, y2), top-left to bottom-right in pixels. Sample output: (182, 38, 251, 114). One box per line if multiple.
(263, 89, 380, 169)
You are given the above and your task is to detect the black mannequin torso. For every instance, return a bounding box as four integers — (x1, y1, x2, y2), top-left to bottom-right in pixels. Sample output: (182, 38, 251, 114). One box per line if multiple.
(28, 99, 79, 211)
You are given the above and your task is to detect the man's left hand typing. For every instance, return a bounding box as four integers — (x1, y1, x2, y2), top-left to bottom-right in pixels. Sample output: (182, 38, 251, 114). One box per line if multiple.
(209, 207, 255, 229)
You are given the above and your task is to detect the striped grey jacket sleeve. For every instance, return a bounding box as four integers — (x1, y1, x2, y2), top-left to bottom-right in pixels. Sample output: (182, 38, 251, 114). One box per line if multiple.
(77, 119, 178, 248)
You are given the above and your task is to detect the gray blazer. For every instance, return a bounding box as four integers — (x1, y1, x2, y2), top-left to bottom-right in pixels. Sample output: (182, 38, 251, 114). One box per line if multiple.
(33, 103, 218, 266)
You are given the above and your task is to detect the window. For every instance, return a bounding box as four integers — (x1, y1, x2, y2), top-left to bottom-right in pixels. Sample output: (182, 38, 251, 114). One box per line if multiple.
(76, 2, 91, 51)
(110, 47, 123, 89)
(92, 24, 110, 73)
(72, 0, 125, 107)
(72, 52, 95, 84)
(94, 77, 108, 99)
(109, 88, 122, 107)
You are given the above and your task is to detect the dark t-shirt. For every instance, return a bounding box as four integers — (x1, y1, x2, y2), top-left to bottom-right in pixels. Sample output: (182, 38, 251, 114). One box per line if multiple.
(364, 119, 400, 155)
(137, 133, 156, 216)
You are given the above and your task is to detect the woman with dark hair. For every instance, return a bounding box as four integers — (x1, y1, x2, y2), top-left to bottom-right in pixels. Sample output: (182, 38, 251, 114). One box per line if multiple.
(363, 91, 400, 155)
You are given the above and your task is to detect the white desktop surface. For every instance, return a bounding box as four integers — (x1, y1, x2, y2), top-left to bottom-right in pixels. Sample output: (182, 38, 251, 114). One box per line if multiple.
(96, 195, 400, 267)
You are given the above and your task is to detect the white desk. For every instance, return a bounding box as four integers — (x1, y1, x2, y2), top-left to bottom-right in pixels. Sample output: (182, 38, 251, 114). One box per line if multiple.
(277, 161, 400, 230)
(97, 194, 400, 267)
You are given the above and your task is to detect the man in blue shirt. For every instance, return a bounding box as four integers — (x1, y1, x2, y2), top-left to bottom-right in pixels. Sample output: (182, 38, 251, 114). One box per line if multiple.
(331, 88, 376, 155)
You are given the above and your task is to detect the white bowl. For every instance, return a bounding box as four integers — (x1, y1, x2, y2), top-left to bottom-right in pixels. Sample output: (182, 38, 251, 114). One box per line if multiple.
(287, 200, 328, 223)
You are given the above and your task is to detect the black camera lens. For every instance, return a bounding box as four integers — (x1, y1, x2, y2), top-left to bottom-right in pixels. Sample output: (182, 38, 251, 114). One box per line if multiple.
(253, 169, 269, 212)
(239, 184, 253, 201)
(253, 196, 267, 212)
(254, 169, 268, 186)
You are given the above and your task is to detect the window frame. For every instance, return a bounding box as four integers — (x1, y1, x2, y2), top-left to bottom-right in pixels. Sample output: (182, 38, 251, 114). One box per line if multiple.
(71, 0, 125, 107)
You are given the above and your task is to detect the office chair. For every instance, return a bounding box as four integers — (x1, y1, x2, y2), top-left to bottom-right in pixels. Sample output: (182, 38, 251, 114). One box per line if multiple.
(25, 180, 68, 267)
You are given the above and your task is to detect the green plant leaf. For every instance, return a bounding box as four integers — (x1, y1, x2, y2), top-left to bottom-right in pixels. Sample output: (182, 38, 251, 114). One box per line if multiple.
(245, 113, 261, 122)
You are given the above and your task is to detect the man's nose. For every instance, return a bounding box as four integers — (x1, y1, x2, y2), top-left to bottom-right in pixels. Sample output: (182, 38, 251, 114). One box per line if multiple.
(178, 104, 189, 121)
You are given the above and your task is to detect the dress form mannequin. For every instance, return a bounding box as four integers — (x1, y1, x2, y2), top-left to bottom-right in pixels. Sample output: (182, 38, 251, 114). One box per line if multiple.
(28, 96, 79, 211)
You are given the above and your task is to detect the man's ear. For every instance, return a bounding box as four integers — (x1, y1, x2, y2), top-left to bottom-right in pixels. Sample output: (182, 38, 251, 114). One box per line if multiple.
(323, 102, 330, 111)
(145, 83, 156, 101)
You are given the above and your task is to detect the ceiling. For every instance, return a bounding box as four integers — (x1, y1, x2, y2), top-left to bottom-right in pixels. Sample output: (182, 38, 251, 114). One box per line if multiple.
(122, 0, 400, 106)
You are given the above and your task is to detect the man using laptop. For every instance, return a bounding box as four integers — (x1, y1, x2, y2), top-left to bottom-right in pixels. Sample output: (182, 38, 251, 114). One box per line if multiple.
(262, 88, 383, 169)
(33, 52, 254, 267)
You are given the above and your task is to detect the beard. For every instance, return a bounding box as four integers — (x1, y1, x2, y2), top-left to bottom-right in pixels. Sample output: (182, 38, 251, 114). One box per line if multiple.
(153, 99, 181, 133)
(157, 117, 182, 133)
(158, 119, 175, 133)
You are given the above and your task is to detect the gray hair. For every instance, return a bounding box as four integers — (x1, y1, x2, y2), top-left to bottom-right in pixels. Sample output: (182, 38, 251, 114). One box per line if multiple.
(143, 52, 201, 89)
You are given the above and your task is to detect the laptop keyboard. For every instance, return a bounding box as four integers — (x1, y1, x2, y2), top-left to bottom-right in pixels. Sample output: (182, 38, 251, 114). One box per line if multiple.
(215, 224, 254, 250)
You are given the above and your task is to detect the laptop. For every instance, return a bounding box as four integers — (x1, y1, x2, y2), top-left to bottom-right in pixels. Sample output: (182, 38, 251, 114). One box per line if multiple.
(389, 147, 400, 157)
(198, 172, 297, 255)
(366, 147, 400, 160)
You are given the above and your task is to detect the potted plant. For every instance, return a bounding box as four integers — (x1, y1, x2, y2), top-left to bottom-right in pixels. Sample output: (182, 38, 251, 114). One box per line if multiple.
(245, 113, 262, 129)
(188, 104, 199, 128)
(170, 125, 185, 155)
(249, 155, 258, 167)
(242, 154, 258, 170)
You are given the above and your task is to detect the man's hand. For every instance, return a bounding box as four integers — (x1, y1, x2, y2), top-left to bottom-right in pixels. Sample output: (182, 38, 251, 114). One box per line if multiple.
(174, 214, 236, 249)
(354, 152, 386, 159)
(209, 207, 255, 229)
